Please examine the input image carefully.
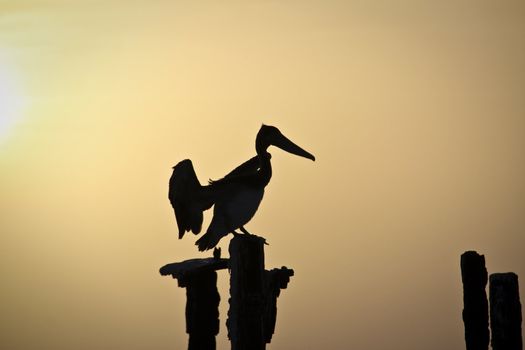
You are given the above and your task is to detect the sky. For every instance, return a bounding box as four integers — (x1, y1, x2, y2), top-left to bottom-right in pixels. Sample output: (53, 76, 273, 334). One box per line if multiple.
(1, 1, 524, 349)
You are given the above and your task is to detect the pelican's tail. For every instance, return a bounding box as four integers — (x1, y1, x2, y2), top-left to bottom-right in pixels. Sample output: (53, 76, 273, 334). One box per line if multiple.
(195, 231, 224, 251)
(195, 214, 229, 251)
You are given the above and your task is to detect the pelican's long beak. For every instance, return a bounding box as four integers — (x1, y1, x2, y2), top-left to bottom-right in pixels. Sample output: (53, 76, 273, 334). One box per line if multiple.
(272, 131, 315, 161)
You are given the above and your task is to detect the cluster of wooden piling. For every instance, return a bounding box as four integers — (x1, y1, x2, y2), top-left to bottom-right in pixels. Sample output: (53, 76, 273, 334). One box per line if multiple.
(161, 247, 521, 349)
(460, 251, 522, 350)
(160, 235, 293, 350)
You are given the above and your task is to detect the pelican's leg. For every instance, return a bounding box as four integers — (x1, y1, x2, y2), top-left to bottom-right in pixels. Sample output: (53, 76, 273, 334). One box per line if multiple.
(240, 226, 252, 235)
(224, 216, 241, 236)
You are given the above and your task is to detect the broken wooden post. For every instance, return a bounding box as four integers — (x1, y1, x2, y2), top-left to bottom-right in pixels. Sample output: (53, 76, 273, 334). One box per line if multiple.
(262, 267, 294, 343)
(227, 235, 294, 350)
(160, 253, 228, 350)
(489, 273, 523, 350)
(460, 251, 489, 350)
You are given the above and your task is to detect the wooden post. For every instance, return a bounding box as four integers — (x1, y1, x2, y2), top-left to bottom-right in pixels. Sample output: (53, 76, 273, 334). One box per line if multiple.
(184, 271, 220, 350)
(262, 267, 294, 344)
(227, 235, 294, 350)
(489, 273, 523, 350)
(228, 235, 266, 350)
(160, 255, 228, 350)
(460, 251, 489, 350)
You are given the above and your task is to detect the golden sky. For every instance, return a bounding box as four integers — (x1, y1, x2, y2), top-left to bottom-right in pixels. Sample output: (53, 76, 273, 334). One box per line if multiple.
(1, 1, 524, 349)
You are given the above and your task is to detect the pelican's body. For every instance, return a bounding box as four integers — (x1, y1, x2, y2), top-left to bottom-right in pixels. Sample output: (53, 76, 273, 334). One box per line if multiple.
(168, 125, 314, 251)
(207, 185, 264, 238)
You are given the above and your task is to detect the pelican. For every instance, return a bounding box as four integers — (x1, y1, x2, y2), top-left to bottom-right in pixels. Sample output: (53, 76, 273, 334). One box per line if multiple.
(168, 124, 315, 251)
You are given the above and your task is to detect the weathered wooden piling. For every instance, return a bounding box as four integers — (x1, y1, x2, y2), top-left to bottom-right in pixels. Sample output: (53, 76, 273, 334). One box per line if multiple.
(227, 235, 293, 350)
(460, 251, 490, 350)
(262, 267, 294, 343)
(489, 273, 522, 350)
(160, 255, 228, 350)
(161, 239, 293, 349)
(228, 235, 266, 350)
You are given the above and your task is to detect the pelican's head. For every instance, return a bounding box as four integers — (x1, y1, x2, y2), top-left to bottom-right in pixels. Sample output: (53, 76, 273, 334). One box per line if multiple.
(256, 124, 315, 161)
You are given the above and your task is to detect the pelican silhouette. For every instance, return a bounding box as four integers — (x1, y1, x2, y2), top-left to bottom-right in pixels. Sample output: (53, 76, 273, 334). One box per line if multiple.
(168, 124, 315, 251)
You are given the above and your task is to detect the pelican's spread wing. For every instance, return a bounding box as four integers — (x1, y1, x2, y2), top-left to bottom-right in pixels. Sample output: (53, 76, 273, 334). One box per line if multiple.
(169, 159, 213, 238)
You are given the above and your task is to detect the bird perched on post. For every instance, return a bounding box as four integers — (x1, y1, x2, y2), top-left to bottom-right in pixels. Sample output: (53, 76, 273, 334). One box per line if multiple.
(168, 124, 315, 251)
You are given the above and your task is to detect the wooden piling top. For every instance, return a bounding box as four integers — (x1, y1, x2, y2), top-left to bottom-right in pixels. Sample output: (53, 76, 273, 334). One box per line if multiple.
(160, 256, 228, 287)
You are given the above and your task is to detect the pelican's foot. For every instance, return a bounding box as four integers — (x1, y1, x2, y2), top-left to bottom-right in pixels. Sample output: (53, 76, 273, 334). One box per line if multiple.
(240, 227, 252, 235)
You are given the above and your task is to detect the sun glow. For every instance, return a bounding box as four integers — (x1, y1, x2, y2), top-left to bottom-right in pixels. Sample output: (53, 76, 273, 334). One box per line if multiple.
(0, 50, 25, 145)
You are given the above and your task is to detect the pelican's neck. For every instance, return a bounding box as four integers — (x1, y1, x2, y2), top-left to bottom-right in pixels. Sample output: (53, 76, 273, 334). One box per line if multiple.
(255, 136, 267, 156)
(255, 128, 272, 187)
(257, 150, 272, 187)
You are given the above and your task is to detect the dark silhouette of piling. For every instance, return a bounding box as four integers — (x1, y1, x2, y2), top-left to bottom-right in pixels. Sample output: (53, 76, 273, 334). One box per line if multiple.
(489, 273, 522, 350)
(227, 235, 293, 350)
(161, 240, 293, 349)
(160, 255, 228, 350)
(185, 271, 220, 350)
(460, 251, 490, 350)
(228, 235, 266, 350)
(262, 267, 294, 343)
